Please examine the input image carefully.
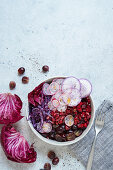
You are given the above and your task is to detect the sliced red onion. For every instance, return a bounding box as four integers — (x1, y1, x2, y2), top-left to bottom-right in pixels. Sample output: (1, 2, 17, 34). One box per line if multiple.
(49, 82, 60, 95)
(41, 122, 52, 133)
(62, 77, 81, 92)
(63, 89, 81, 107)
(79, 79, 92, 98)
(65, 115, 74, 127)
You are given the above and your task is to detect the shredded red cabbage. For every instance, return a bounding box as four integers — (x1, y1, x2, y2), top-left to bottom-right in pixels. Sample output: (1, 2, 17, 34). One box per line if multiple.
(28, 83, 52, 133)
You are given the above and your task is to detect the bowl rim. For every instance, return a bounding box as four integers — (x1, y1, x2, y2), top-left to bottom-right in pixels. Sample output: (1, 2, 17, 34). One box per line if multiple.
(26, 77, 95, 146)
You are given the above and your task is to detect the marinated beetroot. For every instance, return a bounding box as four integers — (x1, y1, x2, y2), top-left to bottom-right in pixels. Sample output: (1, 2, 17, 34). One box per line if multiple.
(1, 125, 37, 163)
(0, 93, 23, 124)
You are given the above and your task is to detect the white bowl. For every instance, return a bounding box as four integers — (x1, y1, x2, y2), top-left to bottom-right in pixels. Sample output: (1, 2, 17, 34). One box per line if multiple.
(27, 77, 95, 146)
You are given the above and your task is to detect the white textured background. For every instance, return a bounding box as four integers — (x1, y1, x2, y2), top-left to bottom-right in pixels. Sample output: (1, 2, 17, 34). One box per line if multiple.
(0, 0, 113, 170)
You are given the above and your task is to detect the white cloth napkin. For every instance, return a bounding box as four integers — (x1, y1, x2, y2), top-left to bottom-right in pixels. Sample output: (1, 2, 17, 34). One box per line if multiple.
(69, 100, 113, 170)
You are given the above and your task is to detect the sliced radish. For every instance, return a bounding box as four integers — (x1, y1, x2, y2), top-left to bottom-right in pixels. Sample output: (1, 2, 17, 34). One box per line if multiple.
(42, 122, 52, 133)
(42, 83, 51, 95)
(48, 101, 56, 110)
(58, 94, 67, 105)
(80, 79, 92, 98)
(52, 98, 60, 108)
(39, 128, 45, 133)
(49, 82, 60, 95)
(65, 115, 74, 127)
(57, 104, 67, 112)
(53, 78, 64, 89)
(63, 89, 81, 107)
(53, 90, 62, 100)
(62, 77, 81, 92)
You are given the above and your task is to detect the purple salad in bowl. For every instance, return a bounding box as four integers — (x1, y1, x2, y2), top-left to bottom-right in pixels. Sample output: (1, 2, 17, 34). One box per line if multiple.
(27, 77, 94, 146)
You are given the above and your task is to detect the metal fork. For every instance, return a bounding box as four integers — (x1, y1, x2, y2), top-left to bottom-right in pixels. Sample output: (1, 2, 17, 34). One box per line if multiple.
(86, 111, 105, 170)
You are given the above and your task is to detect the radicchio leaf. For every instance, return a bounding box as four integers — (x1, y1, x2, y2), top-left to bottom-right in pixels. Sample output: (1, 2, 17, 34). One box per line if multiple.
(0, 93, 23, 124)
(28, 82, 44, 106)
(1, 125, 37, 163)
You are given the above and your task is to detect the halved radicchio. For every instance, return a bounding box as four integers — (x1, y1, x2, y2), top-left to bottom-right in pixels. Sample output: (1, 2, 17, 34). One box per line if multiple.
(1, 125, 37, 163)
(0, 93, 23, 124)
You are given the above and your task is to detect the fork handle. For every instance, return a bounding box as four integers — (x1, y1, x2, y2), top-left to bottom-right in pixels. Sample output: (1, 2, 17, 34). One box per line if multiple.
(86, 136, 96, 170)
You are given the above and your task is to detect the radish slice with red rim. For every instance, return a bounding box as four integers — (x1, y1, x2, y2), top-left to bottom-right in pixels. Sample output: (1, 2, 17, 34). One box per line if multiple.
(65, 115, 74, 127)
(53, 78, 64, 89)
(57, 104, 67, 112)
(49, 82, 60, 95)
(52, 98, 60, 108)
(62, 77, 81, 92)
(48, 101, 56, 110)
(41, 122, 52, 133)
(42, 83, 51, 95)
(39, 127, 45, 133)
(80, 79, 92, 98)
(58, 94, 67, 105)
(63, 89, 81, 107)
(53, 90, 62, 100)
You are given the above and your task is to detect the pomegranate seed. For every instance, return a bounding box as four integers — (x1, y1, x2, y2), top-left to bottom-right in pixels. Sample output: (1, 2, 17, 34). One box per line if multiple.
(55, 115, 60, 119)
(42, 65, 49, 72)
(87, 115, 91, 119)
(85, 112, 90, 116)
(9, 81, 16, 90)
(84, 118, 87, 122)
(77, 123, 84, 128)
(81, 113, 85, 118)
(65, 125, 70, 130)
(46, 116, 50, 120)
(59, 112, 65, 116)
(52, 157, 59, 165)
(58, 120, 63, 124)
(52, 118, 55, 122)
(66, 110, 71, 114)
(48, 151, 56, 159)
(73, 108, 77, 112)
(18, 67, 25, 75)
(22, 76, 29, 84)
(74, 111, 77, 114)
(77, 108, 82, 112)
(56, 122, 59, 125)
(44, 163, 51, 170)
(78, 116, 82, 120)
(84, 123, 87, 127)
(82, 104, 86, 109)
